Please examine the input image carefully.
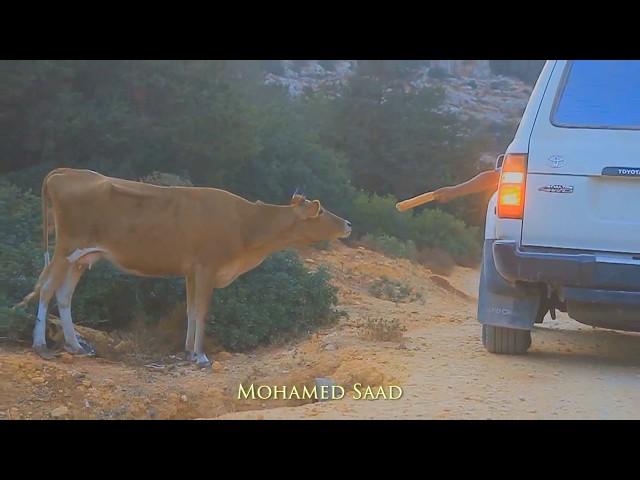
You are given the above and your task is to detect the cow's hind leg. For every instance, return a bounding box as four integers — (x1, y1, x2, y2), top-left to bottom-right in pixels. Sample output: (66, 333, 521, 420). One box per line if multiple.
(55, 263, 92, 355)
(184, 272, 196, 362)
(33, 257, 68, 359)
(191, 268, 214, 369)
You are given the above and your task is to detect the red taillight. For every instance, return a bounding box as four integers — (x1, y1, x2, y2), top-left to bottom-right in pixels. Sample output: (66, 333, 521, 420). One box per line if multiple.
(497, 153, 527, 219)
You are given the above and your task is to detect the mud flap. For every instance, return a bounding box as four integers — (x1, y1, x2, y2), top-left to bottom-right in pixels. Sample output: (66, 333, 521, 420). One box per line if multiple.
(477, 240, 541, 331)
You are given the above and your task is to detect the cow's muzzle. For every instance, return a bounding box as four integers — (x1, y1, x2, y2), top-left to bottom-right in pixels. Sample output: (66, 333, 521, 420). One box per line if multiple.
(341, 220, 352, 238)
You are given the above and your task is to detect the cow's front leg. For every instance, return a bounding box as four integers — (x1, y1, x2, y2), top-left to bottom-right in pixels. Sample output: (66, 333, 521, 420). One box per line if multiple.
(189, 268, 214, 368)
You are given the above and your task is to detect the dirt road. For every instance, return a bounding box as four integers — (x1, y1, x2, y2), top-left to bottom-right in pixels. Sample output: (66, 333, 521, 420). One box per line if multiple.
(2, 242, 640, 420)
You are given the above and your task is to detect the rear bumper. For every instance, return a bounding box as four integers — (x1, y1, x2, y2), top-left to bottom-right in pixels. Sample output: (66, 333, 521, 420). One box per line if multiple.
(493, 240, 640, 292)
(493, 240, 640, 321)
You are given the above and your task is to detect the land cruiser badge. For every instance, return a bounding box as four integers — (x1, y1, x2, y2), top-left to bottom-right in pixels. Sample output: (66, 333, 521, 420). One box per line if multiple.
(538, 185, 574, 194)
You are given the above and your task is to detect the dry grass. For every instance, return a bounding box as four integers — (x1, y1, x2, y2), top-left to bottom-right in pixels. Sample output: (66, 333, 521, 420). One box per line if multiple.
(358, 317, 407, 342)
(368, 277, 421, 303)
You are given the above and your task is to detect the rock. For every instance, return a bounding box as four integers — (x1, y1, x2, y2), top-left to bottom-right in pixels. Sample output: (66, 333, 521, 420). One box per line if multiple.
(51, 406, 69, 418)
(180, 394, 188, 403)
(217, 351, 233, 361)
(314, 377, 339, 402)
(81, 380, 92, 388)
(31, 376, 46, 385)
(60, 353, 74, 364)
(323, 343, 336, 352)
(212, 362, 224, 373)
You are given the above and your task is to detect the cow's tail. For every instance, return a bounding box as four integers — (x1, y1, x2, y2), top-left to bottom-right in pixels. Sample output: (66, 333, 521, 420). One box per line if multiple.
(42, 172, 51, 267)
(14, 173, 55, 309)
(14, 267, 48, 309)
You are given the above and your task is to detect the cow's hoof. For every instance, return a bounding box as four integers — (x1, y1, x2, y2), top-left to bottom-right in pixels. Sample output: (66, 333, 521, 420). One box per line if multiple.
(34, 344, 57, 360)
(77, 337, 96, 356)
(64, 342, 94, 357)
(195, 354, 211, 369)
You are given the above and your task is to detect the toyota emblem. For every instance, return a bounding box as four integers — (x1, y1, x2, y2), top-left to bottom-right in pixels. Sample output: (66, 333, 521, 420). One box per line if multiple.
(548, 155, 564, 168)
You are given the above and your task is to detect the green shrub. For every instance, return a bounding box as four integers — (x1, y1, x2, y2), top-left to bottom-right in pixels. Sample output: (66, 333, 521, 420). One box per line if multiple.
(0, 181, 340, 351)
(415, 248, 457, 276)
(140, 171, 193, 186)
(410, 209, 481, 266)
(347, 192, 413, 241)
(0, 180, 43, 308)
(367, 277, 421, 303)
(347, 191, 481, 265)
(358, 317, 407, 342)
(210, 250, 340, 351)
(360, 234, 417, 261)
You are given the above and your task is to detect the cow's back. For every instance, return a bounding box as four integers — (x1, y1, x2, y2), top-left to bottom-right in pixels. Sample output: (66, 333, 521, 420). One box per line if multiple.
(46, 169, 247, 277)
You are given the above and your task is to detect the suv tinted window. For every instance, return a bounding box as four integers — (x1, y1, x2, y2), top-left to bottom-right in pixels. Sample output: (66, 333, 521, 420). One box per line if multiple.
(552, 60, 640, 130)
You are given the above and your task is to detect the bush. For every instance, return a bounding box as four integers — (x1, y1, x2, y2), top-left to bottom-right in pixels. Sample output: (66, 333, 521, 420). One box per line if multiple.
(347, 192, 413, 241)
(415, 248, 456, 276)
(367, 277, 421, 303)
(0, 181, 340, 351)
(360, 234, 417, 261)
(358, 317, 406, 342)
(347, 191, 481, 265)
(140, 171, 193, 186)
(210, 250, 340, 351)
(0, 306, 32, 340)
(0, 180, 43, 309)
(410, 208, 482, 266)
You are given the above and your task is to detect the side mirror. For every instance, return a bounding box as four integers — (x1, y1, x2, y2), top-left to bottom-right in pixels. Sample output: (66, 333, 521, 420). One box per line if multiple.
(496, 154, 505, 169)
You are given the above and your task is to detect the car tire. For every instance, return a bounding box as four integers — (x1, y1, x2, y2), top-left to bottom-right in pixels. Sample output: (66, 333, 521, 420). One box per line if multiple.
(482, 324, 531, 354)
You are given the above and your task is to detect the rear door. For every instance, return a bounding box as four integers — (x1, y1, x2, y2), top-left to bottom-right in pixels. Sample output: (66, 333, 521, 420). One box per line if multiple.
(522, 60, 640, 254)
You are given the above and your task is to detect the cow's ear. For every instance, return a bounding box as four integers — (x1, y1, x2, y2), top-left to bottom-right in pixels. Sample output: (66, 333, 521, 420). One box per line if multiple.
(304, 200, 321, 218)
(291, 194, 306, 206)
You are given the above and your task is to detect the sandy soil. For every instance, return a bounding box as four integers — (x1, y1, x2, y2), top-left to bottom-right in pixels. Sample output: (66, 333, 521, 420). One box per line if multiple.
(2, 242, 640, 420)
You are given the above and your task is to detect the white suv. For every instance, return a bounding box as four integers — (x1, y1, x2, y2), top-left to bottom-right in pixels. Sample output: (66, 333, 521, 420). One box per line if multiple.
(480, 60, 640, 354)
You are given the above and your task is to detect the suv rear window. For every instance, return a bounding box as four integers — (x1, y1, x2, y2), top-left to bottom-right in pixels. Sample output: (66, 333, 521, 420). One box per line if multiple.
(552, 60, 640, 130)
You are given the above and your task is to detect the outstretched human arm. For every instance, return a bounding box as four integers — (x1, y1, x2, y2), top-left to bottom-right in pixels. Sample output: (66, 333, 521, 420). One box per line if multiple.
(395, 169, 501, 212)
(433, 169, 500, 203)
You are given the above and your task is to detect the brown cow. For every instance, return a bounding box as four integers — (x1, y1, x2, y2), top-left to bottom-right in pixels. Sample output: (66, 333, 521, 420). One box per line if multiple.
(19, 168, 352, 367)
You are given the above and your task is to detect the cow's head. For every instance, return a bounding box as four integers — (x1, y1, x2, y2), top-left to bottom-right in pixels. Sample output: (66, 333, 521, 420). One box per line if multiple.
(288, 193, 351, 244)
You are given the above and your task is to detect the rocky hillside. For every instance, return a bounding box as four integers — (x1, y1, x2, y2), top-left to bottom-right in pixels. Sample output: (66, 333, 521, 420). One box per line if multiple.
(263, 60, 539, 129)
